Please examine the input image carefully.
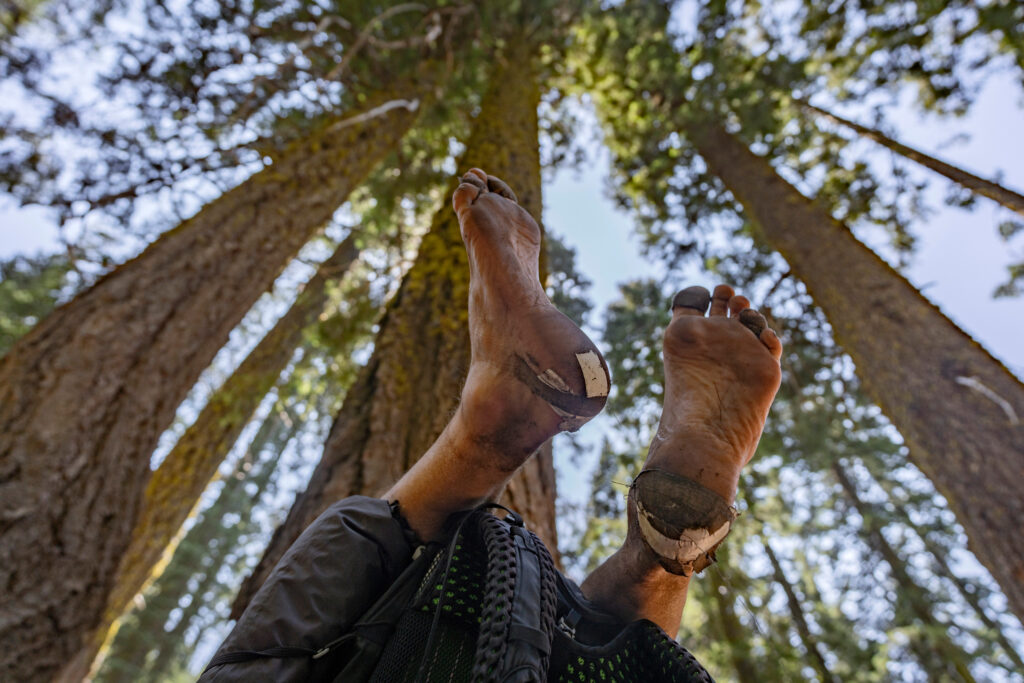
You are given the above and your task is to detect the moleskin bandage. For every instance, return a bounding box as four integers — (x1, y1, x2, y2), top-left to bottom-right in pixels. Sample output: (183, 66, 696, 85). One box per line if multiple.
(631, 469, 738, 576)
(576, 350, 609, 398)
(514, 350, 609, 432)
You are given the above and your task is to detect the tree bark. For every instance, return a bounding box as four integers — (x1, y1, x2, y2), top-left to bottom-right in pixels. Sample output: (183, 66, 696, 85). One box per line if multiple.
(761, 539, 836, 683)
(82, 236, 359, 677)
(233, 49, 557, 616)
(832, 461, 976, 683)
(0, 80, 429, 682)
(689, 121, 1024, 623)
(798, 100, 1024, 217)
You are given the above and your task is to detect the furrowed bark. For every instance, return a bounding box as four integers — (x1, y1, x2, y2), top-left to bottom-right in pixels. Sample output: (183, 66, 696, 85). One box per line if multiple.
(690, 121, 1024, 623)
(82, 236, 359, 677)
(0, 81, 429, 682)
(233, 48, 557, 616)
(799, 100, 1024, 217)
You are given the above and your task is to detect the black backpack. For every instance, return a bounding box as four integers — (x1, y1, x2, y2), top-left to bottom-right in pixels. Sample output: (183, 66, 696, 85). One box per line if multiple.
(206, 505, 714, 682)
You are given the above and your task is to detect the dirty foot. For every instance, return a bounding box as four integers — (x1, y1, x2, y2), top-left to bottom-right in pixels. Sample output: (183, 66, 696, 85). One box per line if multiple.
(453, 168, 610, 465)
(580, 284, 781, 631)
(644, 283, 783, 499)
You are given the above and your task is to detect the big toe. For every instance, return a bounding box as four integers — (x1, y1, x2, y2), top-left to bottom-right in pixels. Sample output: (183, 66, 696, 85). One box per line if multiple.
(452, 169, 490, 215)
(671, 286, 711, 319)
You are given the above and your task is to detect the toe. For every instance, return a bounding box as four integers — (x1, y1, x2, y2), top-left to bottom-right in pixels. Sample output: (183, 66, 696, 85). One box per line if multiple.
(759, 327, 783, 360)
(671, 286, 711, 318)
(452, 181, 481, 215)
(709, 284, 734, 317)
(728, 295, 750, 318)
(487, 175, 518, 203)
(738, 308, 766, 337)
(465, 168, 489, 186)
(453, 170, 489, 215)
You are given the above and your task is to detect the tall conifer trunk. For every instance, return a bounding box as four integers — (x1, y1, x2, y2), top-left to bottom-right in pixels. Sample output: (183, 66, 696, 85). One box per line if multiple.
(233, 49, 556, 615)
(832, 461, 977, 682)
(762, 540, 836, 683)
(798, 100, 1024, 217)
(0, 80, 431, 682)
(688, 121, 1024, 623)
(81, 236, 359, 678)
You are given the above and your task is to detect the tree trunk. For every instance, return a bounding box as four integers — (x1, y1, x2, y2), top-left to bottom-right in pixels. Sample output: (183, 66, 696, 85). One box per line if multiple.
(761, 539, 836, 683)
(81, 236, 360, 677)
(689, 121, 1024, 623)
(832, 461, 977, 683)
(0, 79, 430, 682)
(233, 49, 557, 616)
(798, 100, 1024, 217)
(96, 399, 304, 683)
(707, 569, 760, 683)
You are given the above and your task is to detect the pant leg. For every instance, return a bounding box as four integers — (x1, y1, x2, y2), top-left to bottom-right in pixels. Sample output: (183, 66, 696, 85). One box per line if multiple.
(200, 496, 418, 682)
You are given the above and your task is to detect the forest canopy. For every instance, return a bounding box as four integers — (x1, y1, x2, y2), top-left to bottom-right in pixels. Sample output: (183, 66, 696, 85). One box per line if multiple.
(1, 0, 1023, 681)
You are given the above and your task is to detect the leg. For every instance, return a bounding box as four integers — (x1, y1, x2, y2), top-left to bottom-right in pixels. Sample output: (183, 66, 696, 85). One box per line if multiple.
(385, 169, 610, 541)
(580, 284, 782, 637)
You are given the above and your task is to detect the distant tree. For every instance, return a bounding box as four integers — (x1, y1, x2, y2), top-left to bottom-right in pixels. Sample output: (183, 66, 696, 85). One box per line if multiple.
(95, 397, 309, 683)
(0, 252, 72, 356)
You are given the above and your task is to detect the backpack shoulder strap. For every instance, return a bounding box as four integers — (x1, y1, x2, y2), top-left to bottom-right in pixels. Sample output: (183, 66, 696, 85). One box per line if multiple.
(470, 509, 558, 683)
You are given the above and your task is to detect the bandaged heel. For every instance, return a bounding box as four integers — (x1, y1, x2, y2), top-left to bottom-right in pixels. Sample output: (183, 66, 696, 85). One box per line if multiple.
(630, 469, 739, 576)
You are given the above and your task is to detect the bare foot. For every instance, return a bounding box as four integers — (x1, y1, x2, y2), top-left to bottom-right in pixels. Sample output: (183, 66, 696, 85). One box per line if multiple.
(385, 170, 609, 540)
(453, 168, 610, 464)
(580, 284, 781, 635)
(646, 283, 782, 500)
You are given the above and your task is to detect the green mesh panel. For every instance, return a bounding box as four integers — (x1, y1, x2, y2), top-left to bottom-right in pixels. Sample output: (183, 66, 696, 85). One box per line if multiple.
(549, 621, 714, 683)
(368, 528, 489, 682)
(367, 610, 477, 683)
(414, 535, 489, 627)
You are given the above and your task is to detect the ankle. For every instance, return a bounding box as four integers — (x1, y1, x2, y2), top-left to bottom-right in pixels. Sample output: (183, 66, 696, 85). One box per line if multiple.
(625, 469, 738, 577)
(643, 429, 743, 502)
(580, 540, 691, 636)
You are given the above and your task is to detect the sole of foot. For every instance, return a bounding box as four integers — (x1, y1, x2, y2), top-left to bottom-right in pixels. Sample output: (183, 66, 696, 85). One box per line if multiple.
(452, 168, 610, 465)
(632, 284, 782, 571)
